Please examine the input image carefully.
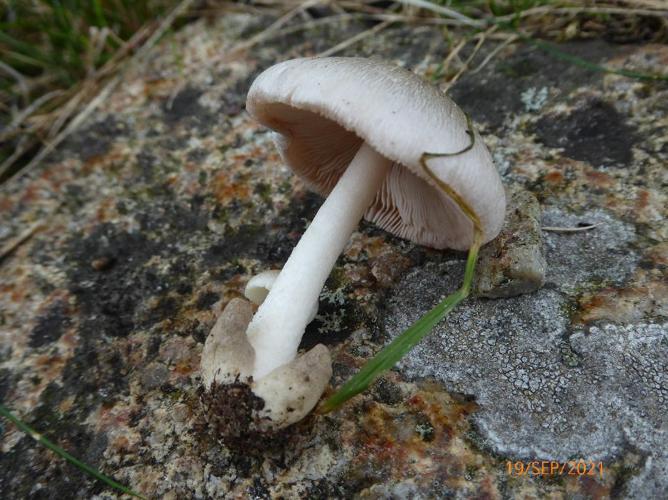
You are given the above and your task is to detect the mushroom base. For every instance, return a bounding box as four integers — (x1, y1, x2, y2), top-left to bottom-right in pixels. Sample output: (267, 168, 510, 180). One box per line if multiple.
(199, 379, 265, 440)
(199, 298, 332, 436)
(198, 378, 317, 453)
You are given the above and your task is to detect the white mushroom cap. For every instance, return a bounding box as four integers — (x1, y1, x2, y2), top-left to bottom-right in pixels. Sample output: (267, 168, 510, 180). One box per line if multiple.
(247, 57, 506, 250)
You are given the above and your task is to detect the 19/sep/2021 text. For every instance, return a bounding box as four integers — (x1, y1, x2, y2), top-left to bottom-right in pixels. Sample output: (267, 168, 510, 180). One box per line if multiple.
(506, 460, 605, 478)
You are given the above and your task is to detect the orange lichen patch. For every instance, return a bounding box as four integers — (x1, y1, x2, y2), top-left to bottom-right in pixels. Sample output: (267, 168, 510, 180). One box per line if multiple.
(58, 396, 75, 414)
(477, 475, 502, 499)
(95, 196, 118, 222)
(211, 170, 251, 204)
(34, 352, 66, 375)
(126, 465, 160, 499)
(343, 263, 374, 288)
(0, 196, 12, 210)
(222, 274, 247, 299)
(408, 382, 479, 441)
(585, 170, 613, 188)
(344, 233, 391, 261)
(127, 333, 151, 367)
(646, 242, 668, 266)
(97, 403, 132, 430)
(19, 183, 41, 205)
(38, 168, 67, 192)
(174, 360, 195, 376)
(370, 250, 412, 287)
(158, 334, 200, 380)
(635, 189, 650, 211)
(577, 241, 668, 324)
(338, 377, 487, 493)
(143, 77, 177, 99)
(82, 147, 127, 174)
(265, 149, 283, 164)
(577, 282, 668, 324)
(164, 172, 180, 188)
(59, 329, 79, 348)
(631, 188, 666, 224)
(113, 432, 142, 461)
(6, 283, 27, 303)
(111, 435, 132, 454)
(159, 336, 197, 365)
(351, 403, 425, 479)
(571, 473, 615, 499)
(184, 161, 199, 174)
(232, 145, 268, 164)
(544, 171, 564, 185)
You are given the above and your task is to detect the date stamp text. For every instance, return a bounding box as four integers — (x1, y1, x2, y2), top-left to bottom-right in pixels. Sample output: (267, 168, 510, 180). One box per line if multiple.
(506, 460, 605, 478)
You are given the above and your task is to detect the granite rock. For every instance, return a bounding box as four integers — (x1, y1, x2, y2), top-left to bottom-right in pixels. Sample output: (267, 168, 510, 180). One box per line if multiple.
(474, 187, 546, 298)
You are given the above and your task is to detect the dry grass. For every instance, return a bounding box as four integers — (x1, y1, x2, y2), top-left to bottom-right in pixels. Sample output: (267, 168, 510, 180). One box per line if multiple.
(1, 0, 667, 184)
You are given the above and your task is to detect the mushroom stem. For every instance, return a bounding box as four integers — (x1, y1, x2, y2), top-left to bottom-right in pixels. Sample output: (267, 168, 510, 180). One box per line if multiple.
(247, 142, 392, 379)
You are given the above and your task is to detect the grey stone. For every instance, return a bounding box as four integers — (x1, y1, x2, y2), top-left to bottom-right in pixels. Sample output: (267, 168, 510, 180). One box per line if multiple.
(140, 362, 169, 390)
(542, 207, 638, 295)
(474, 187, 546, 298)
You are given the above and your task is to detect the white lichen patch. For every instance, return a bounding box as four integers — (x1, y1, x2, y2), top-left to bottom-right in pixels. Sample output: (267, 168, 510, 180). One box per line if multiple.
(521, 87, 549, 112)
(319, 286, 347, 306)
(542, 208, 638, 295)
(384, 234, 667, 498)
(315, 310, 345, 334)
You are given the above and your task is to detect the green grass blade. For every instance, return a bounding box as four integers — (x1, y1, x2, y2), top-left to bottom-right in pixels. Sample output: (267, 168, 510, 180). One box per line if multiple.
(321, 235, 481, 413)
(92, 0, 109, 27)
(321, 111, 484, 413)
(2, 49, 51, 71)
(320, 288, 468, 413)
(0, 403, 145, 499)
(0, 30, 51, 64)
(527, 37, 668, 82)
(488, 18, 668, 82)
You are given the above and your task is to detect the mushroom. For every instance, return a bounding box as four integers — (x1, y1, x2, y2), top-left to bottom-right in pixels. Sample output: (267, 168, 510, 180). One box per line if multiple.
(200, 57, 505, 434)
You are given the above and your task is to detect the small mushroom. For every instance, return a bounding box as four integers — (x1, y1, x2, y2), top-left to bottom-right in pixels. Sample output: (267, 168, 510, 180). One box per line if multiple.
(243, 269, 280, 306)
(200, 57, 505, 434)
(244, 269, 318, 322)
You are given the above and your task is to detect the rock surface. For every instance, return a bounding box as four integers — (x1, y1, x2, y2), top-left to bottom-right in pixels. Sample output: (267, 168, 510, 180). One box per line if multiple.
(0, 12, 666, 499)
(474, 186, 546, 298)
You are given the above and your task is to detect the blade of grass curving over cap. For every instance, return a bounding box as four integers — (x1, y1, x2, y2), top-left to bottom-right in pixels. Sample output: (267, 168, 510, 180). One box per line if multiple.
(0, 403, 145, 499)
(321, 118, 483, 413)
(422, 113, 476, 159)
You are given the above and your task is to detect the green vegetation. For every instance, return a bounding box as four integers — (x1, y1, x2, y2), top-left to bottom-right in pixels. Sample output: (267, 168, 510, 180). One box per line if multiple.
(1, 1, 176, 86)
(0, 0, 184, 181)
(0, 403, 145, 498)
(323, 113, 483, 412)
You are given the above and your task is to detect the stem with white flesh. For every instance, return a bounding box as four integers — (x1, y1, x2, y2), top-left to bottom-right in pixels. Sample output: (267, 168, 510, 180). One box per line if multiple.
(247, 142, 392, 379)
